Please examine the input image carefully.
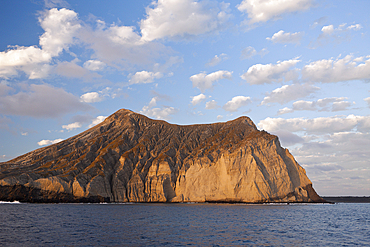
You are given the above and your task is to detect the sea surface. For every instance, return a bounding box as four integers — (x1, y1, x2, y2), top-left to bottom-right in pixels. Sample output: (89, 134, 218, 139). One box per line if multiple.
(0, 202, 369, 246)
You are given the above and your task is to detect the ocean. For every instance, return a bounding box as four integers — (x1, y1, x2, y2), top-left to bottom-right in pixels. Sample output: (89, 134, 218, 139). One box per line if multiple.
(0, 202, 369, 246)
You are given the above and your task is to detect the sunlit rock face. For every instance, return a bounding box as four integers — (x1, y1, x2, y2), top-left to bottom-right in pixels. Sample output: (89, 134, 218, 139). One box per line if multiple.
(0, 109, 324, 203)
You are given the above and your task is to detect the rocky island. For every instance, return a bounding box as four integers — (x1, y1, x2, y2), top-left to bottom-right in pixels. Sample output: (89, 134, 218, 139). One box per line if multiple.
(0, 109, 324, 203)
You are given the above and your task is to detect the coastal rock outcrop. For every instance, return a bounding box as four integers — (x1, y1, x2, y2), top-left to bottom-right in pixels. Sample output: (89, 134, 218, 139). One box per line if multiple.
(0, 109, 324, 203)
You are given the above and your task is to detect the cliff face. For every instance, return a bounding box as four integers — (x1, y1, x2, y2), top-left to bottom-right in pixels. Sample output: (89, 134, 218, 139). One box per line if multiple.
(0, 109, 324, 203)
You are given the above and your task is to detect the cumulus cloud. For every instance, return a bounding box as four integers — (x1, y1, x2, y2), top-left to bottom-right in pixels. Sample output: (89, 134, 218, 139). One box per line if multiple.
(237, 0, 314, 25)
(0, 7, 175, 81)
(0, 8, 80, 79)
(277, 107, 294, 115)
(0, 84, 93, 118)
(258, 115, 370, 134)
(302, 55, 370, 83)
(129, 71, 163, 84)
(0, 46, 52, 79)
(190, 70, 232, 92)
(205, 100, 218, 109)
(62, 122, 82, 131)
(80, 92, 103, 103)
(364, 97, 370, 107)
(78, 20, 169, 67)
(38, 138, 64, 146)
(206, 53, 227, 67)
(83, 60, 106, 71)
(261, 83, 319, 105)
(39, 8, 81, 56)
(88, 116, 107, 128)
(140, 97, 178, 120)
(140, 0, 231, 41)
(278, 97, 352, 114)
(191, 93, 206, 105)
(266, 30, 303, 44)
(320, 23, 362, 38)
(241, 58, 300, 85)
(223, 96, 251, 112)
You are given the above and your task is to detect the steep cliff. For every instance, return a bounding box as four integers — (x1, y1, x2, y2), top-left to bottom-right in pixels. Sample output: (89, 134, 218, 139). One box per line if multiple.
(0, 109, 324, 203)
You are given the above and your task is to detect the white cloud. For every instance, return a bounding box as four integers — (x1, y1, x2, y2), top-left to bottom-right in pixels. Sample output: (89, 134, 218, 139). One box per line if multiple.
(88, 116, 107, 128)
(39, 8, 81, 56)
(240, 46, 257, 60)
(79, 20, 169, 67)
(320, 23, 362, 37)
(0, 84, 92, 118)
(277, 107, 294, 115)
(190, 70, 232, 92)
(217, 115, 223, 120)
(129, 71, 163, 84)
(266, 30, 303, 44)
(62, 122, 82, 131)
(0, 8, 80, 79)
(206, 53, 227, 67)
(261, 83, 319, 105)
(278, 97, 352, 114)
(83, 60, 106, 71)
(205, 100, 218, 109)
(38, 138, 64, 146)
(80, 92, 103, 103)
(258, 115, 370, 134)
(237, 0, 314, 25)
(191, 93, 206, 105)
(302, 55, 370, 83)
(315, 23, 363, 47)
(241, 58, 300, 85)
(140, 0, 231, 41)
(347, 24, 362, 30)
(0, 46, 52, 79)
(223, 96, 251, 112)
(321, 24, 334, 34)
(140, 97, 178, 120)
(364, 97, 370, 107)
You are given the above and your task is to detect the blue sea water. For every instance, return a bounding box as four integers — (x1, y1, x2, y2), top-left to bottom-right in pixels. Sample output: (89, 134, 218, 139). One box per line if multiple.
(0, 202, 369, 246)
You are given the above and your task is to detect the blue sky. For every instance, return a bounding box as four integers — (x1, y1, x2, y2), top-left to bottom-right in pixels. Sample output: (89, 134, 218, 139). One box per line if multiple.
(1, 0, 369, 196)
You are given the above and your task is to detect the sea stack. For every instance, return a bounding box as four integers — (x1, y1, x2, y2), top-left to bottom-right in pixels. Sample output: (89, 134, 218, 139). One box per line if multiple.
(0, 109, 324, 203)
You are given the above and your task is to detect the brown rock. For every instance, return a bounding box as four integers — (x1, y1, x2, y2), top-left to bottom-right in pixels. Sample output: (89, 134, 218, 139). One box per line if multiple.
(0, 109, 325, 203)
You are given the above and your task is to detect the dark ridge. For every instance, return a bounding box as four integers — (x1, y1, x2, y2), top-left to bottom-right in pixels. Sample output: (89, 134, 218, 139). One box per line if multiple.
(0, 185, 110, 203)
(322, 196, 370, 203)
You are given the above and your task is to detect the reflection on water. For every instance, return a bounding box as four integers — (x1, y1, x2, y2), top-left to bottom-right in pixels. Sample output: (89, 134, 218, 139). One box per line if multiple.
(0, 203, 369, 246)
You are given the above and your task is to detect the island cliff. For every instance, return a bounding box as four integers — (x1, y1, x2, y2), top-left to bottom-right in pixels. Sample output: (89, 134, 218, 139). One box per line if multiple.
(0, 109, 324, 203)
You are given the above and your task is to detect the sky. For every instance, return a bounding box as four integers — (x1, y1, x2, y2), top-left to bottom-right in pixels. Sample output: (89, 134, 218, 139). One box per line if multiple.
(0, 0, 369, 196)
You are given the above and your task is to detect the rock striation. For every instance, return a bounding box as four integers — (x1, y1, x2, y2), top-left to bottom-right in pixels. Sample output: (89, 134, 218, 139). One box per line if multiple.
(0, 109, 324, 203)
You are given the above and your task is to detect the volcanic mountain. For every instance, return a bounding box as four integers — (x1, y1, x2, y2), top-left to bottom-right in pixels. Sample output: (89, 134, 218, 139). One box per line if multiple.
(0, 109, 324, 203)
